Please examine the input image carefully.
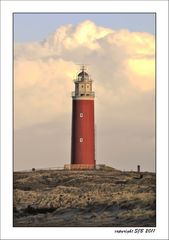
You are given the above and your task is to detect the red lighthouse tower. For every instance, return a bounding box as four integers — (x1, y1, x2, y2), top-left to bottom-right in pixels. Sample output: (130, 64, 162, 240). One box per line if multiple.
(70, 66, 95, 170)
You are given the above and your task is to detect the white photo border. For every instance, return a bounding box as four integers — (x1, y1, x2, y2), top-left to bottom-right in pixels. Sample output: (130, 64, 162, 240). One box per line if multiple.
(1, 1, 168, 239)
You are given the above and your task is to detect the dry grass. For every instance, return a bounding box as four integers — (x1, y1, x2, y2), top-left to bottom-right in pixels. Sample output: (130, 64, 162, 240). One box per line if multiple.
(13, 169, 156, 227)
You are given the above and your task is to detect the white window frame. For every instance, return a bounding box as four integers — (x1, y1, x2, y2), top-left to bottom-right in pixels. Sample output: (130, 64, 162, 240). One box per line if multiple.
(80, 138, 83, 142)
(80, 113, 83, 118)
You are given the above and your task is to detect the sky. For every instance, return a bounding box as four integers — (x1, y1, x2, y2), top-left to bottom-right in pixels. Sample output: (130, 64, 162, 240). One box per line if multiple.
(14, 13, 155, 172)
(14, 13, 155, 42)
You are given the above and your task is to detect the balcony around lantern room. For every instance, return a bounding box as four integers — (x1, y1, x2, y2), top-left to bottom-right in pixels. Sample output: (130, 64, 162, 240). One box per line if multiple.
(73, 78, 93, 83)
(72, 91, 95, 97)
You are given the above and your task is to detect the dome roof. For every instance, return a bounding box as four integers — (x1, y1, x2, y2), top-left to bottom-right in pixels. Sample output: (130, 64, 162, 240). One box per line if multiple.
(78, 71, 89, 77)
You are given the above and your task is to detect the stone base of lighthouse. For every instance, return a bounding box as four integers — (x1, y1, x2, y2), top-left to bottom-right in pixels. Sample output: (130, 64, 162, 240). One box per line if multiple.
(64, 163, 95, 170)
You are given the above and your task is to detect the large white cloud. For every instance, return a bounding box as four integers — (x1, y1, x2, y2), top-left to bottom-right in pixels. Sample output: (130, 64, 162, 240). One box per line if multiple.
(14, 20, 155, 171)
(14, 58, 76, 129)
(15, 20, 155, 129)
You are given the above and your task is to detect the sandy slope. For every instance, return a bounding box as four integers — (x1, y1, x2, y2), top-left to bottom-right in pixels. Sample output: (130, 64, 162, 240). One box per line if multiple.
(13, 168, 156, 227)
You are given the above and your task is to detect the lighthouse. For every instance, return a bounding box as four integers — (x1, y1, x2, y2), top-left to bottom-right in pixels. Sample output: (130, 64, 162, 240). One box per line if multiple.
(68, 66, 95, 170)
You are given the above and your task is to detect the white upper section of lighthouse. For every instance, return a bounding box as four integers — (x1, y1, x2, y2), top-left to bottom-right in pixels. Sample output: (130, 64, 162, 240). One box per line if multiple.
(72, 65, 95, 99)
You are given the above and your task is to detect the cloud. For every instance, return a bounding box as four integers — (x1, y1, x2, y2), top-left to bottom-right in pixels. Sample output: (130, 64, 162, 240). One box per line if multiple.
(126, 57, 155, 91)
(15, 20, 155, 129)
(14, 20, 155, 171)
(14, 58, 76, 129)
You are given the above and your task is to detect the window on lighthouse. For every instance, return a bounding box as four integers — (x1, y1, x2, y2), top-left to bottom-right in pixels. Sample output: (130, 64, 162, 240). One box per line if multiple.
(80, 113, 83, 118)
(80, 138, 83, 142)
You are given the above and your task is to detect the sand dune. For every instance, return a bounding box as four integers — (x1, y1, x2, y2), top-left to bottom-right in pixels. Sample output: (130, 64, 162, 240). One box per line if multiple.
(13, 168, 156, 227)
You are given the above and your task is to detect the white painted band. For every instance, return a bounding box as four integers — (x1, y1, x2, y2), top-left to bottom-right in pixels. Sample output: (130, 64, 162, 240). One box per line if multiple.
(72, 97, 94, 100)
